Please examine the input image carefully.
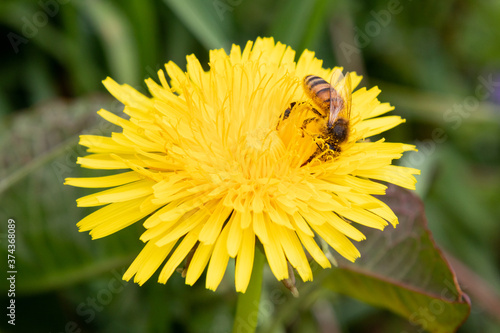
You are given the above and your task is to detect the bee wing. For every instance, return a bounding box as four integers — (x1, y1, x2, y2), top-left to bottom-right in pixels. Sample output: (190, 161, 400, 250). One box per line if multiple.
(330, 68, 344, 89)
(338, 71, 352, 120)
(328, 69, 352, 127)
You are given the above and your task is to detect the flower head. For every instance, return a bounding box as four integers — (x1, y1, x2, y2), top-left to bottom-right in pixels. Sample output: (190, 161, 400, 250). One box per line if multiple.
(65, 37, 419, 292)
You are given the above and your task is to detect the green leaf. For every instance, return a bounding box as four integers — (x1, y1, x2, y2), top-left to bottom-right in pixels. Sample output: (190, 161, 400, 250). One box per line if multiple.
(163, 0, 233, 50)
(0, 2, 99, 94)
(122, 0, 159, 73)
(373, 79, 500, 126)
(78, 0, 140, 85)
(0, 95, 142, 295)
(321, 184, 471, 333)
(268, 0, 332, 50)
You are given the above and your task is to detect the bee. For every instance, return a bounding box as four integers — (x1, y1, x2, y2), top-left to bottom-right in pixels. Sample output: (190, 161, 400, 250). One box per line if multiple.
(282, 69, 352, 165)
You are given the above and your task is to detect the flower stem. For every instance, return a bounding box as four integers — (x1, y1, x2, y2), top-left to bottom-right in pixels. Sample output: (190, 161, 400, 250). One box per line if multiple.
(232, 249, 265, 333)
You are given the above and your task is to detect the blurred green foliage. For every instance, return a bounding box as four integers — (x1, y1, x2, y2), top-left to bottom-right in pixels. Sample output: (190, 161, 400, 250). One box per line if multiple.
(1, 0, 500, 332)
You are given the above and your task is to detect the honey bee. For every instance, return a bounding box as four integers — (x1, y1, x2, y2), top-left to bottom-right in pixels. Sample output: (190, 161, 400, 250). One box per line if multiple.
(282, 69, 352, 165)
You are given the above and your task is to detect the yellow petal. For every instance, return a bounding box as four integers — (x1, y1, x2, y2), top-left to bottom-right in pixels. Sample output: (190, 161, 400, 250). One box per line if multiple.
(353, 165, 420, 190)
(235, 227, 255, 293)
(154, 208, 208, 246)
(76, 154, 131, 169)
(252, 212, 269, 244)
(65, 171, 142, 188)
(262, 230, 288, 281)
(185, 243, 215, 286)
(198, 203, 233, 245)
(322, 211, 366, 241)
(227, 213, 243, 257)
(335, 206, 388, 230)
(76, 179, 155, 207)
(123, 239, 175, 285)
(312, 223, 360, 262)
(294, 228, 331, 269)
(290, 212, 314, 237)
(77, 196, 158, 239)
(271, 223, 312, 281)
(102, 77, 153, 109)
(356, 116, 405, 138)
(79, 135, 135, 153)
(206, 223, 231, 290)
(158, 225, 203, 284)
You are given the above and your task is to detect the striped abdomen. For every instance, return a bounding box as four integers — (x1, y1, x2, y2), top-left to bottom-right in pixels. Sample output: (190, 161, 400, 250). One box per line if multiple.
(303, 75, 331, 112)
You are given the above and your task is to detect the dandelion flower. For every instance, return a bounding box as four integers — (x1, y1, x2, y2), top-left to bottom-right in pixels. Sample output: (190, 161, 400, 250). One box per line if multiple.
(65, 37, 419, 293)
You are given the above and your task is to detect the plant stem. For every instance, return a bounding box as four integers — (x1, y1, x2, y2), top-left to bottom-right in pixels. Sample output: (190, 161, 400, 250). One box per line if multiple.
(232, 249, 265, 333)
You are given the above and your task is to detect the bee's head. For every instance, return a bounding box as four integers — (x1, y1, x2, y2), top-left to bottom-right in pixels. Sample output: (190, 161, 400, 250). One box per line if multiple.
(330, 118, 349, 143)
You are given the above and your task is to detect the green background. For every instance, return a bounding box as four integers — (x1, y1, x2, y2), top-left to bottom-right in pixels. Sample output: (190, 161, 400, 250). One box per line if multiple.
(1, 0, 499, 332)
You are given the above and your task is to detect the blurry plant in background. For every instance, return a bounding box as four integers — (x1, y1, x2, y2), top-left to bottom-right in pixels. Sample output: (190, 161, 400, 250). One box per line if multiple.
(0, 0, 499, 333)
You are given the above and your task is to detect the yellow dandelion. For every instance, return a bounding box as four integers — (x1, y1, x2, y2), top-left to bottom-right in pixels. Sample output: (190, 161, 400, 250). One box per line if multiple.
(65, 37, 419, 293)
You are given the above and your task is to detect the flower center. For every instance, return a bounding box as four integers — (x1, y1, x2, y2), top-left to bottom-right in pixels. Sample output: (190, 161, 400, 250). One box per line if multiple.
(244, 128, 281, 153)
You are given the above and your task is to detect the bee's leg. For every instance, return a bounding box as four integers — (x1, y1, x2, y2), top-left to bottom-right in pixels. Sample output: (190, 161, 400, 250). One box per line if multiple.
(299, 107, 326, 131)
(301, 117, 316, 128)
(301, 148, 320, 167)
(299, 117, 318, 137)
(327, 141, 341, 155)
(283, 108, 291, 120)
(302, 139, 335, 166)
(282, 102, 296, 121)
(301, 138, 326, 166)
(310, 107, 324, 118)
(277, 102, 297, 130)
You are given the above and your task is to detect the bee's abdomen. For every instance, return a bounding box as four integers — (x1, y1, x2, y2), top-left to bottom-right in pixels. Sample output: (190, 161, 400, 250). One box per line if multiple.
(303, 75, 331, 111)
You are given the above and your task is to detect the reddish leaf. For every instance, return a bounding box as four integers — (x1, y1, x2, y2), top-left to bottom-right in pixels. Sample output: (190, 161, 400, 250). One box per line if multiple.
(321, 184, 470, 333)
